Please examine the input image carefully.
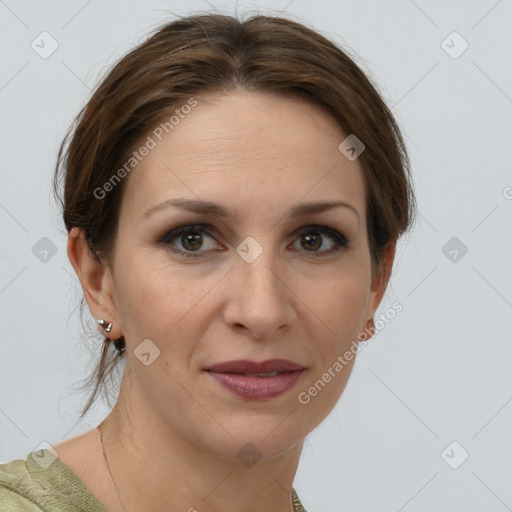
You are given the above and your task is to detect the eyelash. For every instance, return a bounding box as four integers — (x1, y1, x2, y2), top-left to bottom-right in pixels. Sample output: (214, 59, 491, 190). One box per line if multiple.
(156, 223, 350, 259)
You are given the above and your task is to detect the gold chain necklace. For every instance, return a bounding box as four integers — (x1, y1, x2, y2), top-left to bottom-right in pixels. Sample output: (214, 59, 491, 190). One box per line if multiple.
(98, 421, 129, 512)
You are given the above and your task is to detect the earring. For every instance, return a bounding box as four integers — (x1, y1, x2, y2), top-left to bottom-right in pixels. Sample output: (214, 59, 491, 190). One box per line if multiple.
(359, 318, 375, 341)
(97, 319, 112, 333)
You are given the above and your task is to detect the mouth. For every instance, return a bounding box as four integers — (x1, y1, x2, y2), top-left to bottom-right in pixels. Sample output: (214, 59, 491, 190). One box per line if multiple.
(204, 359, 305, 400)
(204, 358, 304, 374)
(231, 370, 285, 377)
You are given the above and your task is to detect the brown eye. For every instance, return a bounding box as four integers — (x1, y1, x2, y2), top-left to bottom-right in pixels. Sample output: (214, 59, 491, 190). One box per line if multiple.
(300, 232, 322, 251)
(180, 231, 204, 251)
(292, 225, 349, 257)
(158, 224, 219, 258)
(158, 223, 348, 259)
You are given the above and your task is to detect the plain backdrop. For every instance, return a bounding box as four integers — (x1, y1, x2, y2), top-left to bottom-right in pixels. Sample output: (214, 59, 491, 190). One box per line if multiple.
(1, 1, 511, 511)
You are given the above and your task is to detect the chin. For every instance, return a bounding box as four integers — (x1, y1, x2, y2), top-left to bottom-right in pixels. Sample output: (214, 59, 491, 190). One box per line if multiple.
(191, 412, 309, 463)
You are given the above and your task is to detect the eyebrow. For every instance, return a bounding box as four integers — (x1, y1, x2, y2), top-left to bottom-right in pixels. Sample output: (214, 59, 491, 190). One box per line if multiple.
(142, 198, 360, 223)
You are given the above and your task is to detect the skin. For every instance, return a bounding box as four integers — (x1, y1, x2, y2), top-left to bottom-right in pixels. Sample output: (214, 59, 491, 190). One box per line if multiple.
(57, 89, 395, 512)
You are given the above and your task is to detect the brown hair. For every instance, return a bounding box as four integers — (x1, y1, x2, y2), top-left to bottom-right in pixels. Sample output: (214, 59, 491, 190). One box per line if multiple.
(53, 11, 417, 421)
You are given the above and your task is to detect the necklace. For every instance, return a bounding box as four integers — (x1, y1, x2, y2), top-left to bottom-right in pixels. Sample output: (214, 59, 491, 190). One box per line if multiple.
(98, 420, 128, 512)
(98, 420, 297, 512)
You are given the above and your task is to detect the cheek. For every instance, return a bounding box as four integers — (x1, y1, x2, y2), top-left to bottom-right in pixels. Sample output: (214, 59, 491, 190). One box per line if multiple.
(319, 270, 370, 328)
(114, 255, 205, 390)
(310, 273, 371, 369)
(114, 251, 220, 344)
(300, 279, 365, 412)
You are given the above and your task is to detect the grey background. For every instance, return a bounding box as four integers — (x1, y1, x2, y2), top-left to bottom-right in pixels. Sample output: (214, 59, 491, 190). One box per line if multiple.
(1, 1, 511, 511)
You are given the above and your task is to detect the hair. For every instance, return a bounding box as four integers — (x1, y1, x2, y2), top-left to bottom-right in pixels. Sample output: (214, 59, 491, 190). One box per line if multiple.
(53, 11, 417, 421)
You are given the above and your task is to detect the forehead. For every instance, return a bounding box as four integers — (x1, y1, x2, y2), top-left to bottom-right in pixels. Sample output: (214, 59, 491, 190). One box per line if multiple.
(121, 90, 367, 224)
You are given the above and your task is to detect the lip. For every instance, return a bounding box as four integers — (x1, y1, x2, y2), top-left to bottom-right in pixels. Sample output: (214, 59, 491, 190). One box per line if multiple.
(204, 359, 305, 400)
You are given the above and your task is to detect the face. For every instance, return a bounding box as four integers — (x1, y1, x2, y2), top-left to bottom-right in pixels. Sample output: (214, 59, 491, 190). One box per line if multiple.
(82, 90, 390, 460)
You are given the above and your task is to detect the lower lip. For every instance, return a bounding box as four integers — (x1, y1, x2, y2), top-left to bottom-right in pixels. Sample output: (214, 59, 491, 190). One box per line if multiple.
(205, 370, 304, 400)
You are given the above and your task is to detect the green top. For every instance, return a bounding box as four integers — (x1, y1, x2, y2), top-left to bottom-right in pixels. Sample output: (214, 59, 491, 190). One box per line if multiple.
(0, 449, 308, 511)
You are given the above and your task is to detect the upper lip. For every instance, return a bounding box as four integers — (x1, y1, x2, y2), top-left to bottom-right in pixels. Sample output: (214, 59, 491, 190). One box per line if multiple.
(204, 359, 304, 374)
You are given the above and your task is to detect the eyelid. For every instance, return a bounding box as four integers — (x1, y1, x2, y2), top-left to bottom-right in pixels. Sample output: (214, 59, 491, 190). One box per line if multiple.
(291, 225, 350, 257)
(156, 221, 350, 259)
(156, 222, 219, 248)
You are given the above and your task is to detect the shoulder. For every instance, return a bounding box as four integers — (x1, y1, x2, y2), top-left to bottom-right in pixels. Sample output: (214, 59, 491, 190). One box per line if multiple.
(0, 454, 47, 511)
(0, 448, 108, 512)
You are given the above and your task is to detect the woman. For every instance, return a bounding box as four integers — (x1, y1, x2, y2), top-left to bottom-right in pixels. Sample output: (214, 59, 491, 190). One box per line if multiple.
(0, 11, 416, 512)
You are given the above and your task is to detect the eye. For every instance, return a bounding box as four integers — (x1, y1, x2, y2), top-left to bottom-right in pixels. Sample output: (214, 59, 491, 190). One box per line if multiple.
(291, 225, 349, 258)
(156, 223, 349, 259)
(157, 223, 220, 258)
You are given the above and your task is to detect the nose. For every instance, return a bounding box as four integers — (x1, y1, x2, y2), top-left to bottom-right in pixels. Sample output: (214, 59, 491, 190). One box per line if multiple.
(222, 251, 296, 339)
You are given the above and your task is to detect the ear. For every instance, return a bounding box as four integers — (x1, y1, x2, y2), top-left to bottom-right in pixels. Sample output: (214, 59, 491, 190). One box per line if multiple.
(67, 227, 123, 340)
(360, 240, 396, 339)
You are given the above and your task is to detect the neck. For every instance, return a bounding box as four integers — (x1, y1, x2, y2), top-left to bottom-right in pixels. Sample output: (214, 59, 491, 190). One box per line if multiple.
(99, 372, 303, 512)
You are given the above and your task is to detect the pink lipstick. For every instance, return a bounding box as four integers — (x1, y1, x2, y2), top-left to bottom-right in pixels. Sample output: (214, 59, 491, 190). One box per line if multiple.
(204, 359, 305, 400)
